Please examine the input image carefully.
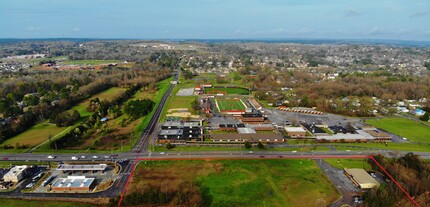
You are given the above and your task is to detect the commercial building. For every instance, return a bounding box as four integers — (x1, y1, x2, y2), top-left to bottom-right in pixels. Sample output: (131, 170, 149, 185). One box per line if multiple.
(239, 113, 265, 124)
(3, 165, 28, 183)
(246, 124, 274, 131)
(344, 168, 379, 189)
(56, 164, 107, 174)
(51, 176, 95, 192)
(211, 134, 284, 143)
(283, 126, 307, 137)
(362, 128, 392, 142)
(316, 130, 375, 143)
(158, 121, 202, 142)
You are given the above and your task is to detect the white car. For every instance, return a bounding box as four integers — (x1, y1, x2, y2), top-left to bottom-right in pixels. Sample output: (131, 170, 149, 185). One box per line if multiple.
(80, 155, 87, 159)
(248, 151, 254, 154)
(71, 156, 79, 160)
(104, 155, 110, 159)
(159, 152, 166, 155)
(92, 155, 99, 159)
(47, 155, 55, 159)
(292, 151, 297, 153)
(26, 183, 35, 188)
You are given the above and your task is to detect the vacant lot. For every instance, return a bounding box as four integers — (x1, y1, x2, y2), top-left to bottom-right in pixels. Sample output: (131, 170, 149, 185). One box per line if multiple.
(127, 159, 339, 207)
(324, 158, 371, 170)
(366, 117, 430, 143)
(215, 99, 247, 111)
(1, 121, 69, 148)
(205, 87, 249, 95)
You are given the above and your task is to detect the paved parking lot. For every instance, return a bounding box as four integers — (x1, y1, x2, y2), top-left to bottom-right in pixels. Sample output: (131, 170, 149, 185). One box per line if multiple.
(265, 107, 363, 127)
(176, 88, 194, 96)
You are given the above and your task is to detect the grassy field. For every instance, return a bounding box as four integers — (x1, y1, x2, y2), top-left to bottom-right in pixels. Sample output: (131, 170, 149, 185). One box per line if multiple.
(128, 160, 339, 207)
(0, 199, 96, 207)
(1, 121, 69, 148)
(63, 59, 120, 65)
(168, 95, 197, 110)
(205, 87, 250, 95)
(324, 158, 371, 170)
(366, 117, 430, 143)
(215, 99, 247, 111)
(70, 87, 127, 117)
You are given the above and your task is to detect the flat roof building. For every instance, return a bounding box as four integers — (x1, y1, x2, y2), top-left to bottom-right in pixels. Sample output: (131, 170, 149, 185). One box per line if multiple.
(51, 176, 95, 192)
(316, 130, 375, 142)
(344, 168, 379, 189)
(211, 134, 284, 143)
(284, 126, 307, 137)
(57, 164, 107, 172)
(237, 127, 257, 134)
(3, 165, 28, 183)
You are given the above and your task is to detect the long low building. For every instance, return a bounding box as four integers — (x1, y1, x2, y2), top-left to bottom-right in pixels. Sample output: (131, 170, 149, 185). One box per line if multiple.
(211, 134, 284, 143)
(344, 168, 379, 189)
(316, 130, 375, 142)
(51, 176, 95, 192)
(57, 164, 107, 173)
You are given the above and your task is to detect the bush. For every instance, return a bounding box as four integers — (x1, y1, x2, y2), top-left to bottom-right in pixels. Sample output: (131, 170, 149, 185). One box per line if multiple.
(166, 143, 176, 149)
(244, 142, 252, 149)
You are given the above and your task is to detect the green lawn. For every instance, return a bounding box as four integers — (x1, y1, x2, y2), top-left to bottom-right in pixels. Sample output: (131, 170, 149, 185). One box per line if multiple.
(205, 87, 250, 95)
(168, 95, 197, 110)
(215, 99, 247, 111)
(63, 59, 120, 65)
(324, 158, 371, 170)
(131, 160, 340, 207)
(366, 118, 430, 143)
(1, 121, 68, 148)
(0, 199, 96, 207)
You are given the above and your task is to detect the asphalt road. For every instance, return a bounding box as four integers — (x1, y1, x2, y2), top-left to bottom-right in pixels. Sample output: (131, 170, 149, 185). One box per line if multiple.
(132, 71, 179, 153)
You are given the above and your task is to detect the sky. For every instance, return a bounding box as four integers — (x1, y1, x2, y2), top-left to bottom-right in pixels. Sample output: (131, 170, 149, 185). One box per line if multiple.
(0, 0, 429, 40)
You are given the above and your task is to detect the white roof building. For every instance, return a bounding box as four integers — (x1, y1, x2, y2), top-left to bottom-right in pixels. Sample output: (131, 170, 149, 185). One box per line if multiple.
(3, 165, 28, 183)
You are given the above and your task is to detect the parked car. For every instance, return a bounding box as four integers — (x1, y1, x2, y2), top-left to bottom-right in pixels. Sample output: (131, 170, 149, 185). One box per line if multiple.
(25, 183, 35, 188)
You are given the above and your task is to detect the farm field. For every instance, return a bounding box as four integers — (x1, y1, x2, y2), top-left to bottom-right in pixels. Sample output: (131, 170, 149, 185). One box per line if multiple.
(126, 160, 339, 207)
(215, 98, 247, 112)
(324, 158, 371, 170)
(1, 121, 69, 149)
(366, 117, 430, 143)
(205, 87, 249, 95)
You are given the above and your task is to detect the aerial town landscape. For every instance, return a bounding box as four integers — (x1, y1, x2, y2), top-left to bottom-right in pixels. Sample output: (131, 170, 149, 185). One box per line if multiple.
(1, 1, 430, 207)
